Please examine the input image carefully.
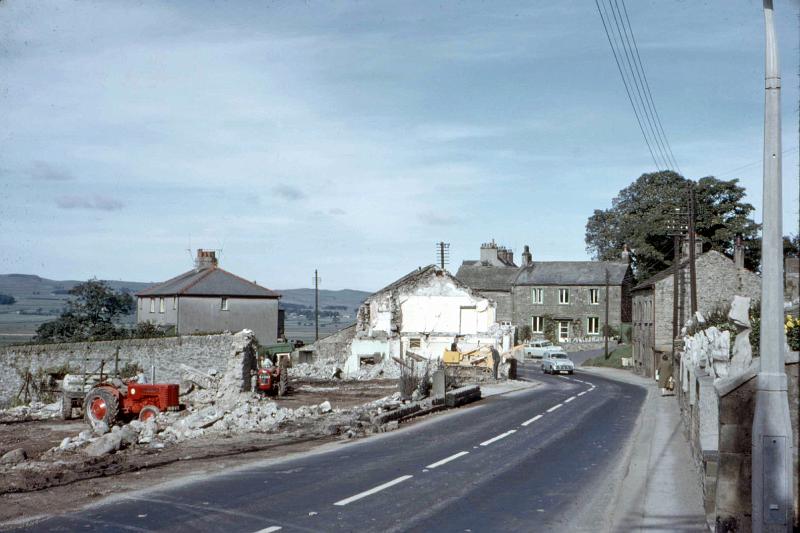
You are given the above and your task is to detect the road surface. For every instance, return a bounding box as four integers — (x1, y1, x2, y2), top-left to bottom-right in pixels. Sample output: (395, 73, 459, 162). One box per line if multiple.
(17, 363, 646, 532)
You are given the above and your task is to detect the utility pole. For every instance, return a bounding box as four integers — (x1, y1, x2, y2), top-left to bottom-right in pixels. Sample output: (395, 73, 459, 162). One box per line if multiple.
(667, 207, 688, 352)
(687, 182, 698, 316)
(312, 270, 321, 341)
(436, 241, 450, 270)
(604, 268, 610, 359)
(752, 1, 793, 531)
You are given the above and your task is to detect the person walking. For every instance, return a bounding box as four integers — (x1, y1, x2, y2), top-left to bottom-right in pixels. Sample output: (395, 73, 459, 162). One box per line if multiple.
(490, 346, 501, 380)
(658, 353, 673, 396)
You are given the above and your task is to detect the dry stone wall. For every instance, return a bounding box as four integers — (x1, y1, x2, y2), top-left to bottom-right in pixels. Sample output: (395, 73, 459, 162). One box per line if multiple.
(0, 332, 254, 407)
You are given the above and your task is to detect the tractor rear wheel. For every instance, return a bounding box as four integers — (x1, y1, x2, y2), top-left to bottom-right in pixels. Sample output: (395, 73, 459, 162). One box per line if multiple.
(61, 391, 73, 420)
(278, 362, 288, 397)
(84, 387, 119, 426)
(138, 405, 160, 422)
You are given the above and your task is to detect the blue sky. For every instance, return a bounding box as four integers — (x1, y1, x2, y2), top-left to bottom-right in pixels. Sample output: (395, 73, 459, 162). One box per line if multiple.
(0, 0, 798, 291)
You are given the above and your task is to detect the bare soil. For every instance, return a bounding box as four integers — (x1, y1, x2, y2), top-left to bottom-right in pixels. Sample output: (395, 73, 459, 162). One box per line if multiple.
(0, 379, 398, 528)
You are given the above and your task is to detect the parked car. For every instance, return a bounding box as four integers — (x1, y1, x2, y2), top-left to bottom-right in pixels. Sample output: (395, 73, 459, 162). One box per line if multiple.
(541, 350, 575, 374)
(523, 339, 559, 360)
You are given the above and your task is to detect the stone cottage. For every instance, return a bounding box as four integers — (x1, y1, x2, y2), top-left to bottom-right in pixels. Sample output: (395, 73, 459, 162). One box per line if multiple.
(457, 241, 633, 342)
(630, 239, 761, 378)
(136, 250, 281, 344)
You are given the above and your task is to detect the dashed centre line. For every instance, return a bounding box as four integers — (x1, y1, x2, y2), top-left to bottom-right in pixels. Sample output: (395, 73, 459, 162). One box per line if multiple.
(334, 475, 413, 506)
(426, 451, 469, 469)
(577, 391, 587, 396)
(546, 403, 563, 413)
(480, 430, 516, 446)
(564, 396, 576, 403)
(254, 527, 282, 533)
(521, 414, 543, 427)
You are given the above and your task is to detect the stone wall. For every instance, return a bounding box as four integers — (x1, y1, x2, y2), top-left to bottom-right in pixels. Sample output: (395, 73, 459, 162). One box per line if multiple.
(478, 290, 512, 323)
(0, 332, 256, 407)
(294, 325, 356, 365)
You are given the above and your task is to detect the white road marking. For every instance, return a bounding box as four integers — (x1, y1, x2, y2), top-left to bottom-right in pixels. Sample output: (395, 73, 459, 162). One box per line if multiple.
(547, 404, 563, 413)
(521, 414, 543, 427)
(577, 391, 587, 397)
(254, 527, 282, 533)
(334, 475, 413, 506)
(479, 430, 517, 446)
(426, 451, 470, 469)
(564, 396, 576, 403)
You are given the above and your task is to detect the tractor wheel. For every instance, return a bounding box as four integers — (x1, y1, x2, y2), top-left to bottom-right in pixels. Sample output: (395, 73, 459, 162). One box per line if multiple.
(83, 387, 119, 426)
(138, 405, 160, 422)
(61, 391, 73, 420)
(278, 365, 288, 397)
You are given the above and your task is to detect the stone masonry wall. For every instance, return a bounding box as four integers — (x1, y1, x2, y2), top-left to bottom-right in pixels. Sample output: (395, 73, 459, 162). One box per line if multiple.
(0, 332, 249, 407)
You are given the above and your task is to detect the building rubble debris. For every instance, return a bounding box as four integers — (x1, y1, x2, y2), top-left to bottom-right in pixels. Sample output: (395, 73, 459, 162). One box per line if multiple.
(0, 401, 62, 424)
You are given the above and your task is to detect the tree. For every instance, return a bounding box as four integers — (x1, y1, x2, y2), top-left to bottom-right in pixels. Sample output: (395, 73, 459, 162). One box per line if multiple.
(585, 171, 760, 280)
(0, 294, 15, 305)
(35, 279, 134, 342)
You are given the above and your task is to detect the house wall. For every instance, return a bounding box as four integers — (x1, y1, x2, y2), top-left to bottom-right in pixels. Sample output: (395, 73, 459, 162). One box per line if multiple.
(0, 332, 256, 407)
(652, 252, 761, 352)
(399, 295, 495, 335)
(475, 290, 511, 323)
(178, 297, 279, 345)
(511, 284, 624, 339)
(136, 295, 179, 327)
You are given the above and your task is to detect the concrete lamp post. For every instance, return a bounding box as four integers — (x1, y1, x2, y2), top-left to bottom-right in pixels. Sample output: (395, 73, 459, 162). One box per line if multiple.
(751, 1, 794, 531)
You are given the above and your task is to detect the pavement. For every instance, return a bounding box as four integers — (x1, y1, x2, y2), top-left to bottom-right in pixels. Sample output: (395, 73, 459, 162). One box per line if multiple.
(581, 367, 708, 532)
(10, 362, 707, 533)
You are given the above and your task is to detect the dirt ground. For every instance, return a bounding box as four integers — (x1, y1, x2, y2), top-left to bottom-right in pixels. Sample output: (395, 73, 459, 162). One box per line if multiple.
(0, 379, 398, 528)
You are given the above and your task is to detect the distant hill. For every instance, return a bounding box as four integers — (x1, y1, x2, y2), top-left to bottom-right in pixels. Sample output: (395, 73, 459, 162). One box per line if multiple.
(0, 273, 371, 345)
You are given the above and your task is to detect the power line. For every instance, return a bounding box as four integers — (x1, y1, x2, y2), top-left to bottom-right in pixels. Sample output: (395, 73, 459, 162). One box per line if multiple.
(618, 0, 682, 174)
(607, 0, 673, 171)
(594, 0, 660, 170)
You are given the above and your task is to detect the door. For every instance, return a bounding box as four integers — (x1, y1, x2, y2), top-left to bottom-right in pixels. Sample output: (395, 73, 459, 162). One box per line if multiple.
(557, 321, 570, 342)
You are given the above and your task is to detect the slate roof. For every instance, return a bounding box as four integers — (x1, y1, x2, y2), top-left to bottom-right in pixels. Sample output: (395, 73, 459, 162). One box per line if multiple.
(513, 261, 630, 286)
(455, 261, 519, 291)
(136, 267, 280, 298)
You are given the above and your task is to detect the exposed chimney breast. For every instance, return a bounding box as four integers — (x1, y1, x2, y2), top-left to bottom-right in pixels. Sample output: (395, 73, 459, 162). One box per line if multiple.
(195, 249, 218, 270)
(521, 245, 532, 267)
(734, 236, 745, 269)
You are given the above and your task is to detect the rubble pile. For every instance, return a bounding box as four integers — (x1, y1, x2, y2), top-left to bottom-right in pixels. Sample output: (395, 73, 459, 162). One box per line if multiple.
(289, 358, 401, 381)
(0, 400, 62, 423)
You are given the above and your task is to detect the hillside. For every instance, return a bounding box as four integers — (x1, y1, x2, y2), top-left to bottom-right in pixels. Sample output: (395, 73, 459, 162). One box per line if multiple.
(0, 274, 371, 345)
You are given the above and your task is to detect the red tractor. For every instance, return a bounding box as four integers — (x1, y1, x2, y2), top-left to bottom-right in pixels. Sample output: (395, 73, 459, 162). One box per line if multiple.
(84, 379, 180, 426)
(256, 357, 289, 397)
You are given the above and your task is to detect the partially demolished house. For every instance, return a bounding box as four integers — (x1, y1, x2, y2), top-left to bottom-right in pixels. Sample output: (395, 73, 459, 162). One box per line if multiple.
(343, 265, 512, 377)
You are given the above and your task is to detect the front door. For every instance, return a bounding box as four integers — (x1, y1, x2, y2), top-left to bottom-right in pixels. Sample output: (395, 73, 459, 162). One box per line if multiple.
(558, 321, 570, 342)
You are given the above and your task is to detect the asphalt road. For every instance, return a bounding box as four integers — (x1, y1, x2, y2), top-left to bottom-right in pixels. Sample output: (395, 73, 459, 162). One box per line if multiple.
(19, 363, 646, 533)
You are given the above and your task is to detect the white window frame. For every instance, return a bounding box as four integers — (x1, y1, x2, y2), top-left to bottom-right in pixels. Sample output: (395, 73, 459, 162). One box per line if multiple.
(587, 316, 600, 335)
(589, 288, 599, 305)
(531, 316, 544, 333)
(531, 288, 544, 304)
(149, 298, 155, 313)
(558, 288, 570, 305)
(173, 296, 177, 310)
(221, 297, 229, 311)
(159, 298, 165, 313)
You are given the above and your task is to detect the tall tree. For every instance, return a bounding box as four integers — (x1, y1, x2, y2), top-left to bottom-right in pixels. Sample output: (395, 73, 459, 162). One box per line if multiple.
(585, 171, 760, 279)
(35, 279, 134, 342)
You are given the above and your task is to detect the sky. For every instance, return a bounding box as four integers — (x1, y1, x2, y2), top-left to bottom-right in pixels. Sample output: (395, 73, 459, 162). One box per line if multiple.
(0, 0, 798, 292)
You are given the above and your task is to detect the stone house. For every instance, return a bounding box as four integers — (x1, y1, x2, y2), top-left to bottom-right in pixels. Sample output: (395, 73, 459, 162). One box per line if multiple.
(457, 241, 633, 342)
(630, 240, 761, 378)
(136, 250, 281, 344)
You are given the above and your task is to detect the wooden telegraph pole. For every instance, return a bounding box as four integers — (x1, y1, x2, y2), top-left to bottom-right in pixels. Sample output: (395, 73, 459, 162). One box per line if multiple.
(604, 268, 610, 359)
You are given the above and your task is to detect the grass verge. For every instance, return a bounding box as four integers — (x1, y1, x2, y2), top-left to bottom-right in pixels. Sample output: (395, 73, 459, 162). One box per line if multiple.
(581, 344, 631, 369)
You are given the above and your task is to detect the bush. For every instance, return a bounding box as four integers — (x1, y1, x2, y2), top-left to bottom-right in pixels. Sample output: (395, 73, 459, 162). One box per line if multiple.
(0, 294, 15, 305)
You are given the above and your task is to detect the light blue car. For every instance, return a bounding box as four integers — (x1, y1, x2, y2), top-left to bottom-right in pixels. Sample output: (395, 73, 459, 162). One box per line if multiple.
(541, 351, 575, 375)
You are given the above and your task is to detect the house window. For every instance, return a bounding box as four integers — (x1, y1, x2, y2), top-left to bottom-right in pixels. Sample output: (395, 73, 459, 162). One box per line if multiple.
(531, 288, 544, 304)
(558, 288, 570, 304)
(531, 316, 544, 333)
(588, 317, 600, 335)
(409, 338, 421, 349)
(149, 298, 155, 313)
(159, 298, 165, 313)
(589, 288, 599, 305)
(221, 297, 229, 311)
(173, 296, 177, 310)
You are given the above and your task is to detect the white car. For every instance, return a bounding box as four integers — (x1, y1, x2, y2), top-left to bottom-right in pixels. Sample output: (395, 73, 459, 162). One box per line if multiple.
(523, 339, 558, 360)
(541, 351, 575, 375)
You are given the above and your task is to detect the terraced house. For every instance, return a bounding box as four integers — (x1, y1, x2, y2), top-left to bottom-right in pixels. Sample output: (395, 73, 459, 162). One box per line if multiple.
(457, 241, 634, 342)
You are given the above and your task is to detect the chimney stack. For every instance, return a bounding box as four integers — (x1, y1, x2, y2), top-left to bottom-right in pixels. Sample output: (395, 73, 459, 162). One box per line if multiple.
(195, 249, 218, 270)
(480, 240, 500, 266)
(621, 244, 632, 264)
(734, 236, 745, 269)
(521, 245, 532, 267)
